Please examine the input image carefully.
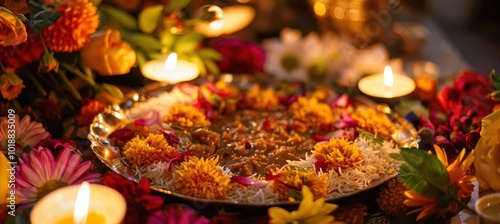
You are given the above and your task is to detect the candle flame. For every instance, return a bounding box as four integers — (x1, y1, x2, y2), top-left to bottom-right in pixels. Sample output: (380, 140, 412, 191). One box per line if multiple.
(383, 65, 393, 88)
(164, 53, 178, 71)
(74, 182, 90, 224)
(209, 19, 224, 30)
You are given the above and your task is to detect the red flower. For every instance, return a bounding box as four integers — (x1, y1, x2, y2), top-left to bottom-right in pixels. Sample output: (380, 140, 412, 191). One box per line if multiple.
(147, 204, 209, 224)
(76, 99, 106, 126)
(465, 130, 480, 152)
(0, 31, 43, 70)
(102, 173, 164, 224)
(212, 38, 265, 74)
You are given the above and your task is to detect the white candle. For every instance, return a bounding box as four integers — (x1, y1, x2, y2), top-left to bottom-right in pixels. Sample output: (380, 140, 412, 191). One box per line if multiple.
(358, 65, 416, 98)
(196, 5, 255, 37)
(30, 183, 126, 224)
(142, 53, 200, 83)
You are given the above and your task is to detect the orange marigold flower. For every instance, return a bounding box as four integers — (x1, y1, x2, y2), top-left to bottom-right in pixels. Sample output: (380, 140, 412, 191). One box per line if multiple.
(42, 0, 99, 52)
(404, 145, 475, 221)
(0, 75, 24, 100)
(163, 103, 211, 129)
(288, 96, 334, 130)
(75, 99, 105, 126)
(244, 84, 281, 110)
(123, 133, 177, 167)
(351, 108, 396, 139)
(270, 166, 329, 201)
(174, 156, 231, 199)
(313, 138, 364, 173)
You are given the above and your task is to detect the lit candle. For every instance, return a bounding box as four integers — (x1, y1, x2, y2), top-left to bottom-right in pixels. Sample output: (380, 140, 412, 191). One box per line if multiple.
(31, 183, 126, 224)
(141, 53, 200, 83)
(358, 65, 416, 98)
(196, 5, 256, 37)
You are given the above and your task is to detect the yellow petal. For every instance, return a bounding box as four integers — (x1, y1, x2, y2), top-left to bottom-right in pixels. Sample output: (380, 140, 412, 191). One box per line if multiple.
(269, 207, 292, 224)
(304, 215, 335, 224)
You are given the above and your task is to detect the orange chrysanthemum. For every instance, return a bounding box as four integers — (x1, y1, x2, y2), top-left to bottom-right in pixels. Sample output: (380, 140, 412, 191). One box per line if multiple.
(270, 166, 329, 201)
(174, 156, 231, 199)
(404, 145, 475, 221)
(163, 104, 211, 129)
(288, 96, 334, 130)
(42, 0, 99, 52)
(313, 138, 364, 173)
(351, 108, 396, 139)
(123, 133, 177, 167)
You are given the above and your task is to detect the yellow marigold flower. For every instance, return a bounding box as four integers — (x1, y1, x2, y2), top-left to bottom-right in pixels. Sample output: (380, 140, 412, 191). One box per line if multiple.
(244, 84, 281, 110)
(350, 108, 396, 139)
(404, 145, 475, 221)
(288, 96, 334, 129)
(123, 133, 176, 167)
(268, 185, 342, 224)
(313, 138, 364, 173)
(42, 0, 99, 52)
(163, 104, 211, 129)
(174, 156, 231, 199)
(270, 166, 329, 201)
(309, 85, 333, 102)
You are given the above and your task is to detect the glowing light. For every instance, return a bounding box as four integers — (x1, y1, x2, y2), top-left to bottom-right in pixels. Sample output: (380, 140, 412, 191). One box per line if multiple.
(383, 65, 393, 88)
(73, 182, 90, 224)
(314, 2, 327, 17)
(164, 53, 177, 71)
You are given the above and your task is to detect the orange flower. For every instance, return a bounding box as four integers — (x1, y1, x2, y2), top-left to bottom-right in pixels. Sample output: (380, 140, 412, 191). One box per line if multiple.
(0, 74, 24, 100)
(270, 166, 329, 201)
(76, 99, 106, 126)
(404, 145, 475, 221)
(42, 0, 99, 52)
(0, 7, 27, 47)
(80, 29, 136, 76)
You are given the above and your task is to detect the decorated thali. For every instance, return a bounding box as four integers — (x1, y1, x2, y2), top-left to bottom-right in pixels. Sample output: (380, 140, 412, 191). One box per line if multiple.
(89, 74, 420, 206)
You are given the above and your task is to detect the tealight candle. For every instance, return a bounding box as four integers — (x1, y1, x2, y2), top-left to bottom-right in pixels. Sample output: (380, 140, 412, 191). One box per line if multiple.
(196, 5, 255, 37)
(31, 182, 126, 224)
(475, 192, 500, 224)
(358, 65, 416, 99)
(142, 53, 199, 83)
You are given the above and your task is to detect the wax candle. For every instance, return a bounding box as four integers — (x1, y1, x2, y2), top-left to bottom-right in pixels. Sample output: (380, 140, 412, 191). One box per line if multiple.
(358, 65, 415, 98)
(475, 192, 500, 224)
(31, 182, 126, 224)
(141, 53, 200, 83)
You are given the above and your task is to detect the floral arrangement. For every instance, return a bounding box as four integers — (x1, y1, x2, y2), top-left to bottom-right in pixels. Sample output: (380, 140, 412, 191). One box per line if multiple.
(1, 0, 500, 223)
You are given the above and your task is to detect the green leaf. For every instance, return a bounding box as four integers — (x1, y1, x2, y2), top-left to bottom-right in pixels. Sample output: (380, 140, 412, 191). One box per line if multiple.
(136, 50, 148, 69)
(174, 32, 204, 54)
(397, 148, 450, 196)
(138, 5, 164, 34)
(160, 31, 176, 48)
(130, 34, 162, 51)
(28, 1, 61, 33)
(0, 76, 8, 88)
(167, 0, 190, 12)
(170, 124, 184, 131)
(389, 153, 403, 161)
(100, 83, 124, 101)
(189, 54, 207, 76)
(204, 58, 220, 75)
(491, 69, 500, 90)
(100, 5, 138, 30)
(198, 48, 222, 61)
(190, 125, 205, 131)
(357, 129, 386, 147)
(5, 73, 23, 85)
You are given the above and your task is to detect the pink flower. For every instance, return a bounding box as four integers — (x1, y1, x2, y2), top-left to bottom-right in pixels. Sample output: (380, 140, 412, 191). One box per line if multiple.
(147, 204, 209, 224)
(0, 115, 50, 156)
(15, 146, 101, 208)
(212, 38, 265, 74)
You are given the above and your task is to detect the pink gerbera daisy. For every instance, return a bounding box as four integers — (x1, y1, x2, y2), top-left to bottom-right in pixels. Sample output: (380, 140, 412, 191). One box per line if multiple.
(0, 115, 50, 155)
(15, 146, 101, 208)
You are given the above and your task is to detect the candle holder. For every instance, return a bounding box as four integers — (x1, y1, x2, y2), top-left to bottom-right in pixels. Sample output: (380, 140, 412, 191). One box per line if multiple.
(31, 184, 126, 224)
(357, 66, 416, 105)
